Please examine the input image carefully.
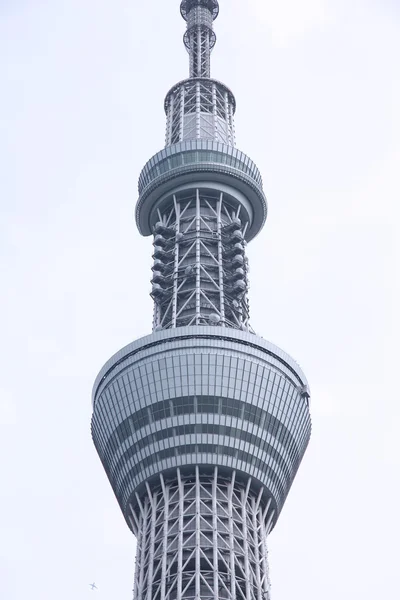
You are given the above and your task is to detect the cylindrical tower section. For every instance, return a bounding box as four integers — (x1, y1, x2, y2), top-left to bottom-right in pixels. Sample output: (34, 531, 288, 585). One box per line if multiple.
(150, 186, 250, 331)
(132, 468, 272, 600)
(181, 0, 219, 78)
(164, 79, 236, 146)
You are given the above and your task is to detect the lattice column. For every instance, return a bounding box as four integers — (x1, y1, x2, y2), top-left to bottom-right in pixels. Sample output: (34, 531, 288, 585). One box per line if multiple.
(164, 80, 236, 146)
(131, 470, 273, 600)
(181, 0, 219, 78)
(163, 1, 236, 146)
(150, 189, 250, 331)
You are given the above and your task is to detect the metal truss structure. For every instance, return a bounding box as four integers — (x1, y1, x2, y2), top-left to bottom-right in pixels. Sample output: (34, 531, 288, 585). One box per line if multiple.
(164, 2, 235, 146)
(181, 0, 219, 78)
(131, 468, 272, 600)
(165, 79, 235, 146)
(151, 189, 250, 331)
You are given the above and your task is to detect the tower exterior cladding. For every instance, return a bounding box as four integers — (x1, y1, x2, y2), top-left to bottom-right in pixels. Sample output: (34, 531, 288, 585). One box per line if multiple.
(91, 2, 311, 600)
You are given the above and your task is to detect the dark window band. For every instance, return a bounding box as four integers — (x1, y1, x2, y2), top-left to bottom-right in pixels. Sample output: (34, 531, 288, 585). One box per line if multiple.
(117, 443, 287, 509)
(108, 422, 293, 487)
(97, 395, 302, 469)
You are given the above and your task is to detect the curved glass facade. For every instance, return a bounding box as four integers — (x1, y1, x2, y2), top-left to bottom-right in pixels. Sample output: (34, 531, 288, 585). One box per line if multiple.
(138, 142, 263, 193)
(91, 328, 311, 529)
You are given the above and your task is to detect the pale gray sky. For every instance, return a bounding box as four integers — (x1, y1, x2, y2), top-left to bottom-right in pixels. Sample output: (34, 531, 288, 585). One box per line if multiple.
(1, 1, 399, 599)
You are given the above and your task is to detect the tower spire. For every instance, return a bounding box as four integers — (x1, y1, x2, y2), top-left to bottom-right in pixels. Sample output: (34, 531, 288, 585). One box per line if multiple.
(164, 2, 234, 146)
(180, 0, 220, 78)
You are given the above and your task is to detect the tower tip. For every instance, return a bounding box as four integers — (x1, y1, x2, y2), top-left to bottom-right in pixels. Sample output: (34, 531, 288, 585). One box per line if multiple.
(180, 0, 219, 22)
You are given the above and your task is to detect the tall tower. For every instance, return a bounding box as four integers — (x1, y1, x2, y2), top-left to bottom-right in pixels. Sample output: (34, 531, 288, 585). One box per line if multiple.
(91, 2, 311, 600)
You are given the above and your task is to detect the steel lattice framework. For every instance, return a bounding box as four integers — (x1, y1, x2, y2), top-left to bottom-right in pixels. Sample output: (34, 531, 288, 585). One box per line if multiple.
(165, 78, 235, 146)
(91, 2, 312, 599)
(165, 2, 235, 146)
(151, 189, 250, 330)
(181, 0, 219, 78)
(131, 469, 272, 600)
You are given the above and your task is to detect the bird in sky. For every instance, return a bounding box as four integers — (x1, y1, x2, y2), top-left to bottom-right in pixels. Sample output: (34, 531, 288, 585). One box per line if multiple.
(89, 583, 98, 591)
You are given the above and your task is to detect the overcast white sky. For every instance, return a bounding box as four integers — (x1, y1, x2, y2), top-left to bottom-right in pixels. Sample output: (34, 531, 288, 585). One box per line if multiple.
(1, 0, 399, 598)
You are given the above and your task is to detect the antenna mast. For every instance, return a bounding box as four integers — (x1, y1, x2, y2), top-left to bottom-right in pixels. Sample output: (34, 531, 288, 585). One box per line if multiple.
(181, 0, 219, 78)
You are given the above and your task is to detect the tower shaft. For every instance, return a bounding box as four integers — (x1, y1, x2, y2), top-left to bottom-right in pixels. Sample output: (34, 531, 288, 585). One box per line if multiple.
(151, 188, 250, 331)
(164, 79, 236, 146)
(181, 0, 219, 78)
(133, 469, 272, 600)
(91, 3, 311, 599)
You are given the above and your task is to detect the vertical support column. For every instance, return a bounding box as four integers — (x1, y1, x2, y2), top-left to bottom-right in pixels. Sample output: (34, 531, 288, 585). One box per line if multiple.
(177, 469, 184, 600)
(146, 487, 156, 600)
(251, 493, 263, 600)
(229, 101, 235, 146)
(213, 83, 218, 140)
(153, 275, 162, 331)
(196, 81, 201, 138)
(224, 91, 230, 145)
(180, 86, 185, 142)
(205, 32, 211, 77)
(195, 466, 201, 600)
(258, 500, 272, 600)
(241, 479, 252, 600)
(166, 94, 174, 146)
(190, 32, 195, 77)
(134, 495, 148, 600)
(160, 474, 169, 600)
(228, 471, 237, 600)
(217, 194, 225, 326)
(133, 510, 145, 600)
(152, 220, 159, 330)
(172, 195, 180, 328)
(196, 27, 202, 77)
(189, 34, 194, 77)
(152, 304, 157, 332)
(212, 466, 219, 600)
(264, 511, 274, 598)
(195, 189, 201, 324)
(265, 506, 275, 538)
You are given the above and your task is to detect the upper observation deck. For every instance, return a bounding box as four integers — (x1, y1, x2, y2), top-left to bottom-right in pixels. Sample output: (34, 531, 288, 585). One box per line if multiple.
(136, 140, 267, 241)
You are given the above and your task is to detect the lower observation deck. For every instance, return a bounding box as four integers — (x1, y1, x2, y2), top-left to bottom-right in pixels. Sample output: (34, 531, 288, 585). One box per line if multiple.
(91, 327, 311, 531)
